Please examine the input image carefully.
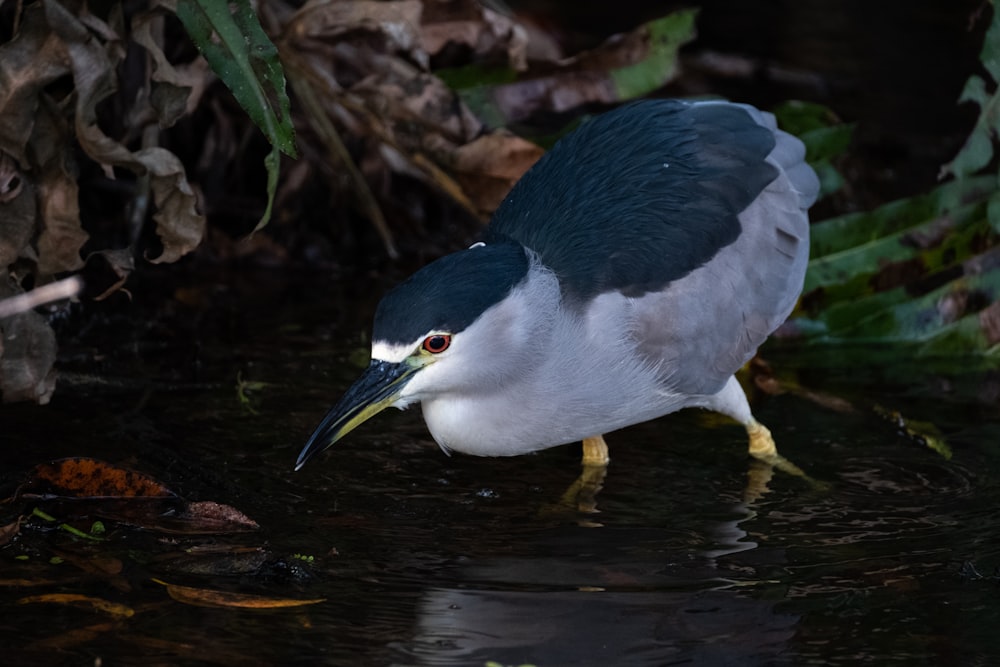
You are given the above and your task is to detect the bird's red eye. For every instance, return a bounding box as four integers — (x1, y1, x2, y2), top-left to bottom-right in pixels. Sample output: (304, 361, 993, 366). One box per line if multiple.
(422, 334, 452, 354)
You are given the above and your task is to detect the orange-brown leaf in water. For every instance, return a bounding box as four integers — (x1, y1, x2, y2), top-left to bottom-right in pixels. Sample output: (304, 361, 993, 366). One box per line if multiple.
(27, 458, 176, 498)
(18, 593, 135, 617)
(153, 579, 324, 609)
(0, 578, 61, 587)
(25, 623, 115, 652)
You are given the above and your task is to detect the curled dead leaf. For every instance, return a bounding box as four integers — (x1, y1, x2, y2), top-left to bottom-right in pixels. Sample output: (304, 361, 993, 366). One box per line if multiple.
(132, 8, 211, 128)
(288, 0, 427, 68)
(0, 4, 71, 164)
(420, 1, 528, 71)
(138, 147, 205, 263)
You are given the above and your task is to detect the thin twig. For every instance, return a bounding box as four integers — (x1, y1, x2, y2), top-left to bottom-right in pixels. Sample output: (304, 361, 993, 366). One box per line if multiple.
(0, 277, 84, 319)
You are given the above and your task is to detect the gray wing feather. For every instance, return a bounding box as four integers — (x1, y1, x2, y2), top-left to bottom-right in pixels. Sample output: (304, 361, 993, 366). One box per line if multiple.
(635, 102, 817, 395)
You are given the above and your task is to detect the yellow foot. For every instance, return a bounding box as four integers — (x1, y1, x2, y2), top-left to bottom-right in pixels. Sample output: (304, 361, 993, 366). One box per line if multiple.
(744, 418, 820, 490)
(582, 435, 610, 466)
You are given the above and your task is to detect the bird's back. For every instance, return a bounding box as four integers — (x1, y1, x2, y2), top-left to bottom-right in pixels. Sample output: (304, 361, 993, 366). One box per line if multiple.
(489, 99, 818, 395)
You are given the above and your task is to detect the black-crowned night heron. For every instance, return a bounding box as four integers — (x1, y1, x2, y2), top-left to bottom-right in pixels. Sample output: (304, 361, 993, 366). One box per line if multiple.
(295, 99, 819, 475)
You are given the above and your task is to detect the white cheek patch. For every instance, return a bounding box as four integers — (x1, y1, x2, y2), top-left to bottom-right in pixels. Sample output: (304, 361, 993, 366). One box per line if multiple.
(371, 340, 419, 363)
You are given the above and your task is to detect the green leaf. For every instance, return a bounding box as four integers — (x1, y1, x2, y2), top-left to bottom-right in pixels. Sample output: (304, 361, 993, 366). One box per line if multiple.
(809, 175, 994, 258)
(941, 6, 1000, 179)
(774, 101, 853, 200)
(175, 0, 296, 230)
(609, 9, 698, 100)
(785, 169, 1000, 356)
(804, 197, 989, 294)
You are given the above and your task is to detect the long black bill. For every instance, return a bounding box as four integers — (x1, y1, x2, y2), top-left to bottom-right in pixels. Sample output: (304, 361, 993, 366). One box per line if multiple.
(295, 359, 418, 471)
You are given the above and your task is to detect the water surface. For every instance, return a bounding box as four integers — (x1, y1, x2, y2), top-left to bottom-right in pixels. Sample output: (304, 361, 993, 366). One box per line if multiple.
(2, 271, 998, 665)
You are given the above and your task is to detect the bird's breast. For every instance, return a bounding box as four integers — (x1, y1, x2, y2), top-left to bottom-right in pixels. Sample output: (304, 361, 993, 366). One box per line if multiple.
(420, 395, 572, 457)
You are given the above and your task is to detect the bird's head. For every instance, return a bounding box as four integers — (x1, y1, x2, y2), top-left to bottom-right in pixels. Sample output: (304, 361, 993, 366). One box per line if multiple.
(295, 239, 549, 470)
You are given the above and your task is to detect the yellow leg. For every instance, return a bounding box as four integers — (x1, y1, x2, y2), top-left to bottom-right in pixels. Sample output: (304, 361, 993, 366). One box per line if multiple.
(744, 418, 817, 485)
(746, 419, 777, 459)
(582, 435, 610, 466)
(543, 436, 609, 518)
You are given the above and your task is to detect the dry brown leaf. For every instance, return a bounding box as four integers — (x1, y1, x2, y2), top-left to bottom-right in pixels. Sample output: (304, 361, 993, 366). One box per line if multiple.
(0, 173, 35, 268)
(153, 578, 325, 609)
(0, 4, 71, 164)
(450, 130, 544, 214)
(289, 0, 427, 67)
(18, 593, 135, 618)
(133, 6, 211, 127)
(32, 102, 88, 274)
(420, 0, 528, 71)
(43, 0, 204, 266)
(25, 458, 177, 499)
(139, 147, 205, 264)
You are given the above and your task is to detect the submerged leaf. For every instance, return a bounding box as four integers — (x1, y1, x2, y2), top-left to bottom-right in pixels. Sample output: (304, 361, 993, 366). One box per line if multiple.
(153, 579, 324, 609)
(18, 593, 134, 618)
(24, 458, 176, 499)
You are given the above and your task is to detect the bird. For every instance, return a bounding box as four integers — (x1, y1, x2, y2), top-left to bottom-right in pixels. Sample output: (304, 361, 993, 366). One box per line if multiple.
(295, 98, 819, 476)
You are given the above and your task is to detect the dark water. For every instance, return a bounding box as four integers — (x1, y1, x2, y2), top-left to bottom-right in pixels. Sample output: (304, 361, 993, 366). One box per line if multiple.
(2, 272, 999, 666)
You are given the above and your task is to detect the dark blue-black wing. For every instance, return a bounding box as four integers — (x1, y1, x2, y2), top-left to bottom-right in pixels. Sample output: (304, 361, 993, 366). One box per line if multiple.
(487, 100, 779, 303)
